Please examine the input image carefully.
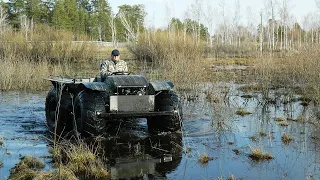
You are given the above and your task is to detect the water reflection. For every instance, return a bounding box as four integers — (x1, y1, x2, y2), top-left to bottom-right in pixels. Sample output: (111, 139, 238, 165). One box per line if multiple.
(92, 131, 182, 179)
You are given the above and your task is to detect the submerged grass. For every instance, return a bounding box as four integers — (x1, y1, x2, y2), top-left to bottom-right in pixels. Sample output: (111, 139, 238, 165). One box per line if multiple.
(275, 117, 286, 122)
(282, 133, 294, 144)
(198, 153, 214, 164)
(249, 147, 273, 161)
(236, 108, 251, 116)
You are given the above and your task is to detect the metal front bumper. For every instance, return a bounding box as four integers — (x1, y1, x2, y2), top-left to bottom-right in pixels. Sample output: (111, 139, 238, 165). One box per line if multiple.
(97, 110, 178, 118)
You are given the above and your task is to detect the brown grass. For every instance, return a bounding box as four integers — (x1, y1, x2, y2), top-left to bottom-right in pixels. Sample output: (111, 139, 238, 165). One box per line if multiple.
(34, 165, 77, 180)
(0, 26, 104, 91)
(249, 147, 273, 161)
(0, 58, 74, 91)
(254, 46, 320, 100)
(236, 108, 251, 116)
(51, 140, 109, 179)
(281, 133, 294, 144)
(8, 156, 45, 180)
(275, 117, 286, 122)
(198, 153, 214, 164)
(279, 121, 289, 127)
(128, 30, 206, 89)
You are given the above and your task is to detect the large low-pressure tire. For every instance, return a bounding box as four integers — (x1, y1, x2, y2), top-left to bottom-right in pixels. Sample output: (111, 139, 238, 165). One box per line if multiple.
(73, 90, 109, 137)
(147, 91, 182, 132)
(45, 87, 72, 135)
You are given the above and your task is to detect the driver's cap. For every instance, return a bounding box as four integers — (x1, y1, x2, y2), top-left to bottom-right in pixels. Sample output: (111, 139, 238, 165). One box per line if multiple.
(111, 49, 120, 56)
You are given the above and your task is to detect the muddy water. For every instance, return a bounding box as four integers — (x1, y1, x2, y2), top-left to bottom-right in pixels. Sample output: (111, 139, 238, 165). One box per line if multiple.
(1, 86, 320, 179)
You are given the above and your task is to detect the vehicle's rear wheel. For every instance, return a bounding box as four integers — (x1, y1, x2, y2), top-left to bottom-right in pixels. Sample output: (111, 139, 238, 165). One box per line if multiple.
(45, 87, 72, 135)
(73, 90, 109, 137)
(147, 91, 182, 132)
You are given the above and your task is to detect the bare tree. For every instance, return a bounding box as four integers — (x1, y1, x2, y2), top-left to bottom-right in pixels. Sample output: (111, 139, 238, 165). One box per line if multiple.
(265, 0, 278, 51)
(232, 0, 241, 48)
(0, 5, 9, 36)
(246, 6, 258, 51)
(20, 15, 30, 41)
(279, 0, 293, 50)
(218, 0, 227, 45)
(118, 11, 137, 42)
(204, 0, 215, 47)
(190, 0, 203, 44)
(109, 15, 117, 48)
(260, 11, 264, 53)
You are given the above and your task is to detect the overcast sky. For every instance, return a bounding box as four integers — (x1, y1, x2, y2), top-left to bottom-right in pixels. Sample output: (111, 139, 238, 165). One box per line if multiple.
(109, 0, 318, 29)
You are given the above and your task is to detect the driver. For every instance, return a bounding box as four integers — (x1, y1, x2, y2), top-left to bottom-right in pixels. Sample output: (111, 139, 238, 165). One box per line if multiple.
(100, 49, 128, 78)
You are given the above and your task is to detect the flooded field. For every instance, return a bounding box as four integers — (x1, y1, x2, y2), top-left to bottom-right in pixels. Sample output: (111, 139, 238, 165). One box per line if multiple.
(1, 83, 320, 179)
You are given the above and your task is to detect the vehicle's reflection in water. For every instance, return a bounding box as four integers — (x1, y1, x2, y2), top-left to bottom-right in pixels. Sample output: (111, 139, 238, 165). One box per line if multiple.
(92, 119, 183, 179)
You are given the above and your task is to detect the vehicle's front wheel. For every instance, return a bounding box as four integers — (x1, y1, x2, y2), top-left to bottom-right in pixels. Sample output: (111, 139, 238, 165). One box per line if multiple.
(73, 90, 108, 137)
(45, 87, 72, 135)
(147, 91, 182, 132)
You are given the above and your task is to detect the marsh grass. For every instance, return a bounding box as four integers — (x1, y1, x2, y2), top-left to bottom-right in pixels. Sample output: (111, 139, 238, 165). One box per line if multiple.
(275, 117, 286, 122)
(8, 156, 45, 180)
(0, 58, 74, 91)
(249, 136, 258, 142)
(207, 86, 236, 130)
(228, 175, 236, 180)
(34, 165, 77, 180)
(198, 153, 213, 164)
(0, 26, 103, 91)
(236, 108, 251, 116)
(128, 30, 206, 89)
(282, 133, 294, 144)
(51, 140, 109, 179)
(279, 121, 289, 127)
(259, 130, 267, 137)
(249, 147, 273, 161)
(254, 46, 320, 101)
(0, 27, 97, 63)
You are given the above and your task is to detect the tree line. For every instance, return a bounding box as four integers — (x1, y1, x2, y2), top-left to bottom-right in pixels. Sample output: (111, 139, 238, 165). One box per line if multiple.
(2, 0, 320, 55)
(0, 0, 146, 42)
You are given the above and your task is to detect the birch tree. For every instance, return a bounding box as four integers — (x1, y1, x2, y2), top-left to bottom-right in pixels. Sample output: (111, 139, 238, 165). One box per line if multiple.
(0, 4, 9, 36)
(265, 0, 277, 51)
(232, 0, 241, 47)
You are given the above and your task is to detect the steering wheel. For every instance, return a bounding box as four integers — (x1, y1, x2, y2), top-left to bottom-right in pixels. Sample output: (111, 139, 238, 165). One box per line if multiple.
(110, 72, 131, 75)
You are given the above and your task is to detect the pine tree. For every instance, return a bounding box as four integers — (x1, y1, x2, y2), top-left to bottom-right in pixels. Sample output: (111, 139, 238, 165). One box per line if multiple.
(7, 0, 26, 28)
(91, 0, 111, 41)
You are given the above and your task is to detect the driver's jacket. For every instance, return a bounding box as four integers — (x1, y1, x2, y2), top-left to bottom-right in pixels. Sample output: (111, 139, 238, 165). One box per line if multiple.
(100, 59, 128, 78)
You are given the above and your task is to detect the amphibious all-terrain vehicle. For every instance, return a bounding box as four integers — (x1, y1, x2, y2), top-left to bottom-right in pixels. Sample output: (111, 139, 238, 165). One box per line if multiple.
(45, 73, 182, 136)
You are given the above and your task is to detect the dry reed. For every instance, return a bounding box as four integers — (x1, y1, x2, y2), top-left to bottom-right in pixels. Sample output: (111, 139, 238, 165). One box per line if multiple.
(249, 147, 273, 161)
(254, 46, 320, 100)
(51, 140, 109, 179)
(128, 30, 206, 90)
(0, 26, 101, 91)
